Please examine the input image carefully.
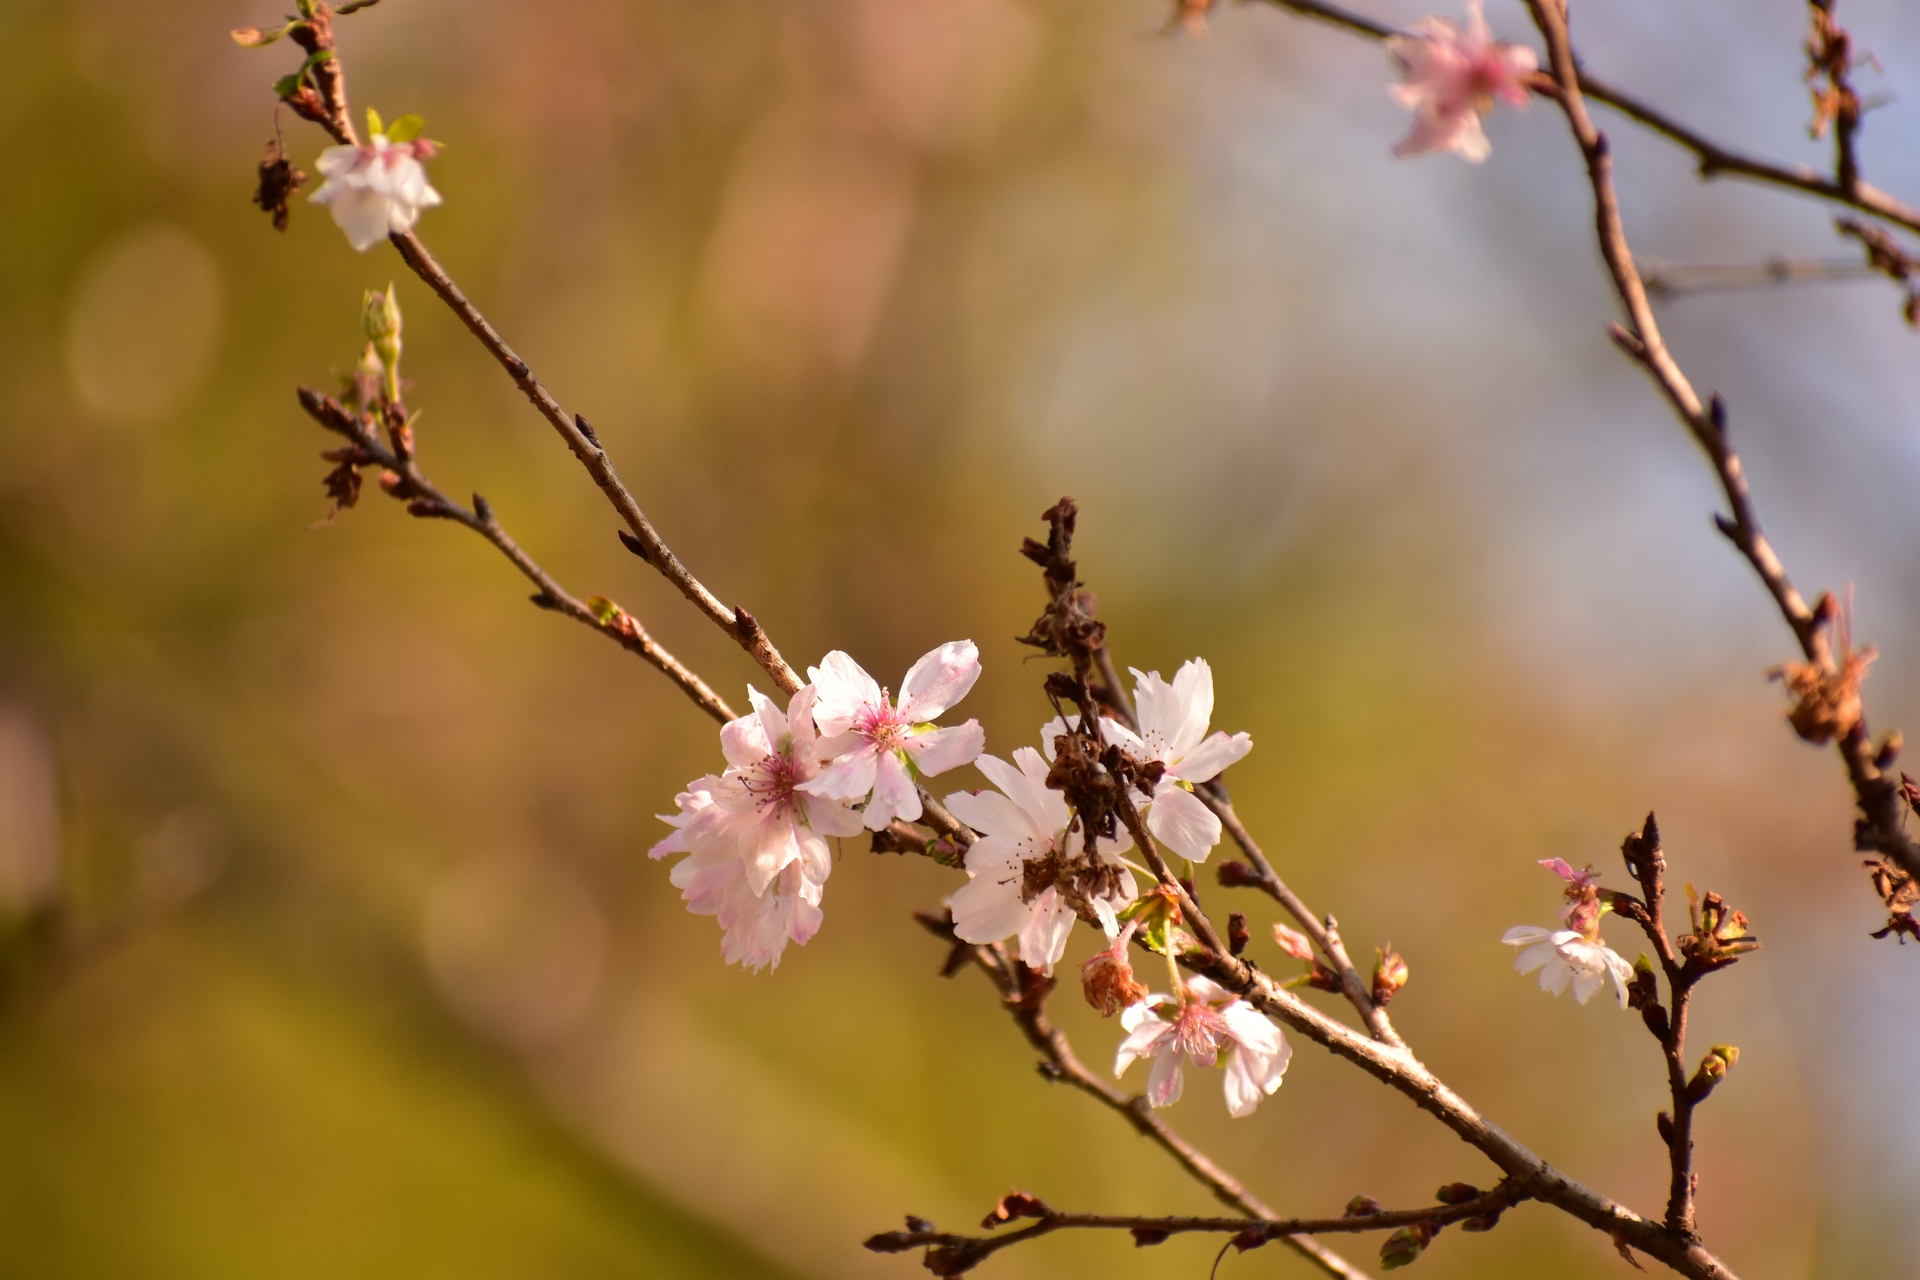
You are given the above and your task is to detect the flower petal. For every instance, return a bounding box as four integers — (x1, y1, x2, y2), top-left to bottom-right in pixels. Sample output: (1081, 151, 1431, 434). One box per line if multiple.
(1173, 730, 1251, 784)
(807, 651, 882, 736)
(798, 744, 879, 801)
(896, 640, 982, 722)
(865, 748, 922, 829)
(901, 720, 985, 779)
(1145, 1047, 1185, 1108)
(1145, 783, 1224, 861)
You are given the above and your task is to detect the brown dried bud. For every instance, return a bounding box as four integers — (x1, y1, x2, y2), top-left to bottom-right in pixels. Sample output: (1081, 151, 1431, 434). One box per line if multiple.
(1307, 960, 1343, 993)
(1434, 1182, 1481, 1205)
(1227, 912, 1250, 956)
(1216, 859, 1256, 887)
(1081, 935, 1148, 1017)
(1372, 948, 1409, 1006)
(253, 138, 305, 231)
(980, 1191, 1048, 1229)
(1771, 595, 1876, 745)
(1130, 1227, 1170, 1247)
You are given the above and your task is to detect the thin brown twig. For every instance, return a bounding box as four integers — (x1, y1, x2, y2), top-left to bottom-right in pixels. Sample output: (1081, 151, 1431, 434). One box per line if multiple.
(865, 1183, 1523, 1275)
(294, 388, 737, 723)
(913, 916, 1368, 1279)
(1512, 0, 1920, 885)
(1179, 944, 1738, 1279)
(1091, 604, 1398, 1043)
(1246, 0, 1920, 236)
(1199, 789, 1403, 1047)
(286, 7, 802, 697)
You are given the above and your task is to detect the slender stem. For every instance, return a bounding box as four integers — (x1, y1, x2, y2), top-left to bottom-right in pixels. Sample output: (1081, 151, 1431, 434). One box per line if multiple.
(385, 232, 802, 695)
(1509, 0, 1920, 883)
(916, 921, 1368, 1279)
(868, 1184, 1523, 1273)
(1197, 788, 1403, 1047)
(1245, 0, 1920, 236)
(295, 390, 736, 723)
(1181, 946, 1739, 1280)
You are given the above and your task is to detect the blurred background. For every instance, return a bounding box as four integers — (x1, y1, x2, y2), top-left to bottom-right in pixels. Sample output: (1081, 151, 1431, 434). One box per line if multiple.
(3, 0, 1919, 1274)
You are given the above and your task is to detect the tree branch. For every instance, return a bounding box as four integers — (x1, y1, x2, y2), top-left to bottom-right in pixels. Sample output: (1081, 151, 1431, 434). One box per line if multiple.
(294, 388, 737, 723)
(866, 1183, 1523, 1276)
(912, 915, 1368, 1279)
(1247, 0, 1920, 235)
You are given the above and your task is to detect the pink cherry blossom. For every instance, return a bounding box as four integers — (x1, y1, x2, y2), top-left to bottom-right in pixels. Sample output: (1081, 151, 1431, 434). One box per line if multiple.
(800, 642, 986, 830)
(944, 747, 1136, 975)
(1114, 976, 1290, 1117)
(311, 131, 443, 251)
(1042, 658, 1251, 862)
(1387, 0, 1538, 163)
(650, 685, 862, 971)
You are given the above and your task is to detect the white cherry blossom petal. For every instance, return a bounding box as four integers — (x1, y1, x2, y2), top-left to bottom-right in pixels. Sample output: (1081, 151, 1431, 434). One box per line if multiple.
(1172, 730, 1252, 785)
(896, 640, 982, 722)
(901, 720, 985, 778)
(1145, 783, 1224, 862)
(806, 651, 883, 736)
(866, 748, 922, 829)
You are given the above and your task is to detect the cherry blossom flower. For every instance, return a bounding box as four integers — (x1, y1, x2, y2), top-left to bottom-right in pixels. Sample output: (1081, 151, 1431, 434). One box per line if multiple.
(1043, 659, 1251, 862)
(311, 126, 443, 251)
(1114, 977, 1290, 1117)
(650, 685, 863, 970)
(945, 747, 1136, 974)
(1501, 858, 1633, 1006)
(800, 642, 986, 830)
(1501, 926, 1635, 1006)
(1387, 0, 1538, 163)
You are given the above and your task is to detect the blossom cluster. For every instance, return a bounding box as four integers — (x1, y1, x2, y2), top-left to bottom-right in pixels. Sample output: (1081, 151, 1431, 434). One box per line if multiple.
(649, 643, 983, 971)
(651, 649, 1290, 1116)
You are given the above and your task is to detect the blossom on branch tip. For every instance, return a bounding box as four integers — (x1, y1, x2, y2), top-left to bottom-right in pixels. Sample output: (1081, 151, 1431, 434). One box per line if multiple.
(1387, 0, 1537, 163)
(650, 685, 862, 971)
(1114, 977, 1290, 1117)
(944, 747, 1136, 975)
(800, 642, 986, 830)
(311, 114, 442, 251)
(1501, 926, 1635, 1006)
(1045, 659, 1250, 862)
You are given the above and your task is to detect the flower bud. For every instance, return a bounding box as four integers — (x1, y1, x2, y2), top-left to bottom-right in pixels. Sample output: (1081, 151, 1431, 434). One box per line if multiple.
(1685, 1044, 1740, 1104)
(1379, 1221, 1436, 1270)
(1343, 1196, 1384, 1218)
(1271, 922, 1314, 962)
(1372, 948, 1409, 1006)
(362, 284, 403, 402)
(1434, 1182, 1481, 1205)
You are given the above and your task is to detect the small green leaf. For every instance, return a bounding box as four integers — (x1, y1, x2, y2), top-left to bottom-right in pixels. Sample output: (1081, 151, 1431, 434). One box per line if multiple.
(272, 48, 334, 100)
(231, 23, 293, 47)
(365, 107, 385, 138)
(336, 0, 385, 13)
(586, 596, 621, 626)
(385, 114, 426, 144)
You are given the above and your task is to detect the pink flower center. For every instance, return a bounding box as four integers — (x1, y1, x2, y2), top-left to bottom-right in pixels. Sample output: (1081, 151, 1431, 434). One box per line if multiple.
(742, 748, 803, 817)
(1171, 1000, 1227, 1066)
(855, 695, 910, 752)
